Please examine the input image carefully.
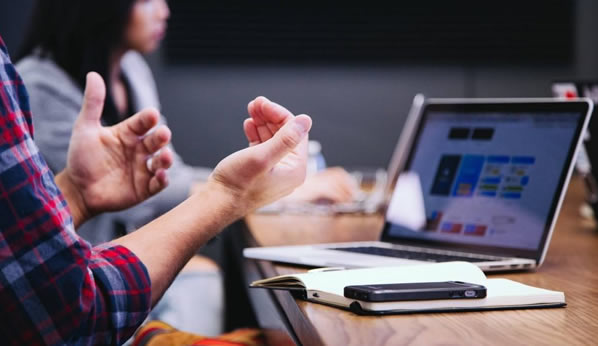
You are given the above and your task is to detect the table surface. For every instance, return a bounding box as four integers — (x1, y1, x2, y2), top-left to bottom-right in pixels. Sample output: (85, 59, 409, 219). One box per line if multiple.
(244, 177, 598, 346)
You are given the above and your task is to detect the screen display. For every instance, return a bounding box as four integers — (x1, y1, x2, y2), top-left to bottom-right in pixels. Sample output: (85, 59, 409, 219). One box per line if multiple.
(385, 108, 582, 253)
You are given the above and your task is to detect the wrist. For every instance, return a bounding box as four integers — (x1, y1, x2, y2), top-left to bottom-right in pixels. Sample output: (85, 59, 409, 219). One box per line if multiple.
(196, 179, 248, 223)
(55, 171, 92, 228)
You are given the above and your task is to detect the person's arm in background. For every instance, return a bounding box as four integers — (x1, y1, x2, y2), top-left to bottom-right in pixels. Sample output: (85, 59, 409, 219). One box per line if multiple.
(284, 166, 358, 203)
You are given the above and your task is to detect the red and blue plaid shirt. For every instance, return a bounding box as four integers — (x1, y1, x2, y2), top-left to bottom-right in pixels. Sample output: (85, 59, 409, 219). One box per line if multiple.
(0, 37, 151, 345)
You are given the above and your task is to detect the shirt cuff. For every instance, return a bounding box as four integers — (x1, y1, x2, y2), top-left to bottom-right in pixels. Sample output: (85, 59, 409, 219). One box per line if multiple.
(88, 244, 152, 343)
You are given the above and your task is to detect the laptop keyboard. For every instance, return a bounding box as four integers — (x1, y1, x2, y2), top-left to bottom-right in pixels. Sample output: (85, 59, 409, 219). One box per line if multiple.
(330, 246, 499, 263)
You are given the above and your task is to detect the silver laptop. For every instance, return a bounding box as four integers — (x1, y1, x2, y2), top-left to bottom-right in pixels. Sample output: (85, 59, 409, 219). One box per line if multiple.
(244, 97, 594, 272)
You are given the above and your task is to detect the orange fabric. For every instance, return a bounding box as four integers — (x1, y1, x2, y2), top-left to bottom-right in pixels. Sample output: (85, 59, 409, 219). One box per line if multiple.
(133, 321, 264, 346)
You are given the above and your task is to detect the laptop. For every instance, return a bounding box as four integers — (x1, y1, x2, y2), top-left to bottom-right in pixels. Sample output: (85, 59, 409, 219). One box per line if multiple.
(244, 97, 594, 272)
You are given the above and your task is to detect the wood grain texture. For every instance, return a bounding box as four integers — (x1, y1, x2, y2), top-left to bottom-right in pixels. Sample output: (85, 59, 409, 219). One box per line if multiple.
(245, 177, 598, 345)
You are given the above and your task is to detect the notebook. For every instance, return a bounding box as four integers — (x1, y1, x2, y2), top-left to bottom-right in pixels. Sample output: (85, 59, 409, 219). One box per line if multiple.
(244, 97, 594, 272)
(250, 262, 565, 315)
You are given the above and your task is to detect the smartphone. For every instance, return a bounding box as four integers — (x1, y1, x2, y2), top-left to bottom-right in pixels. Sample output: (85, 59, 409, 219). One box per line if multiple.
(343, 281, 487, 302)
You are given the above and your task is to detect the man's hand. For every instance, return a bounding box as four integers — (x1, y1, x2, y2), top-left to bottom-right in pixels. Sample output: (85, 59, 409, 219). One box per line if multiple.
(113, 96, 310, 304)
(207, 96, 312, 216)
(56, 72, 173, 227)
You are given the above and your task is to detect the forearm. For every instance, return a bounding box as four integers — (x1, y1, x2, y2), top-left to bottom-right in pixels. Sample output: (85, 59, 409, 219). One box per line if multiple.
(111, 182, 243, 305)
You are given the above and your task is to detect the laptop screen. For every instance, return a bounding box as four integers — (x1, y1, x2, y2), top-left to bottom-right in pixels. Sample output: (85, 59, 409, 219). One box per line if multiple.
(382, 101, 590, 259)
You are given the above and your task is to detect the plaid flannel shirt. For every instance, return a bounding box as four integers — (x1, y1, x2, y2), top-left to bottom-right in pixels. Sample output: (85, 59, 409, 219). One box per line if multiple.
(0, 36, 151, 345)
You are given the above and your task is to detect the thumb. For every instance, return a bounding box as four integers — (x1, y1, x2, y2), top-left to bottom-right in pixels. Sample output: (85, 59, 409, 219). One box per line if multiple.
(256, 114, 312, 165)
(78, 72, 106, 125)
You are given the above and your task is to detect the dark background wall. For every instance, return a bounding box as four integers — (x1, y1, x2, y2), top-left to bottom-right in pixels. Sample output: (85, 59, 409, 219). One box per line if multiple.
(1, 1, 597, 170)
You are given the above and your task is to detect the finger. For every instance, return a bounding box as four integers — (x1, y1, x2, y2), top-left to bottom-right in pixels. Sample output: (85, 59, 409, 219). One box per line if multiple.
(333, 182, 357, 202)
(243, 118, 260, 146)
(249, 97, 274, 142)
(120, 108, 161, 138)
(255, 119, 274, 143)
(148, 169, 169, 195)
(259, 97, 294, 125)
(318, 182, 353, 203)
(149, 148, 174, 173)
(142, 125, 171, 155)
(261, 98, 294, 138)
(313, 191, 350, 204)
(78, 72, 106, 125)
(247, 99, 259, 123)
(252, 97, 294, 142)
(256, 125, 273, 143)
(255, 114, 312, 168)
(248, 97, 267, 125)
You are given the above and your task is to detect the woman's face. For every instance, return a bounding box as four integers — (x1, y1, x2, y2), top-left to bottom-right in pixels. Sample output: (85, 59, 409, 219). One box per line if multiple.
(125, 0, 170, 53)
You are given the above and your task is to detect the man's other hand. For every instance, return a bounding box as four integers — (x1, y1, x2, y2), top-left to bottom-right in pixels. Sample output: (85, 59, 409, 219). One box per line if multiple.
(57, 72, 173, 226)
(207, 96, 312, 217)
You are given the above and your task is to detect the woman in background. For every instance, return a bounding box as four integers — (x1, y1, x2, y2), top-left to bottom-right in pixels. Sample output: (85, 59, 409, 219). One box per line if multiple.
(17, 1, 226, 334)
(16, 0, 356, 335)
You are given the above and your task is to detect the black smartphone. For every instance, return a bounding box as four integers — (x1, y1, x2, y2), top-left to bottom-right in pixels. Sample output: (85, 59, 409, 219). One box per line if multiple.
(343, 281, 487, 302)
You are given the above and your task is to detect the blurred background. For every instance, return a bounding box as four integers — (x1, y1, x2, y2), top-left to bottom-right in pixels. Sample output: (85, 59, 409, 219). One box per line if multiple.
(1, 0, 597, 169)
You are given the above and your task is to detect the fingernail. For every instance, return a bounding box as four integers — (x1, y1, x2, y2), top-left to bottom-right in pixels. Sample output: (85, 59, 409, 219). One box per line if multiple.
(293, 116, 310, 134)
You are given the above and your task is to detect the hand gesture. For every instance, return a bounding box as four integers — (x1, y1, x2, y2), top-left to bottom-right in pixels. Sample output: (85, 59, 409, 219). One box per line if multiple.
(59, 72, 173, 223)
(208, 96, 312, 215)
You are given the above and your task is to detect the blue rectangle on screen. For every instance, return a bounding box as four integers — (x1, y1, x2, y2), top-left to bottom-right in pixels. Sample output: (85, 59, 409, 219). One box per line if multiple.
(451, 155, 485, 197)
(502, 192, 522, 199)
(511, 156, 535, 165)
(487, 156, 509, 164)
(479, 191, 497, 197)
(481, 177, 501, 185)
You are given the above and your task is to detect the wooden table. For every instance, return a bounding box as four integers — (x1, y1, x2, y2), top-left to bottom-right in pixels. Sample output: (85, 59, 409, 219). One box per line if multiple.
(243, 177, 598, 345)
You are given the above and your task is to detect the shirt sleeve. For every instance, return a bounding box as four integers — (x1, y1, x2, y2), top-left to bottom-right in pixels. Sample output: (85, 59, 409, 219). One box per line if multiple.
(0, 38, 151, 345)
